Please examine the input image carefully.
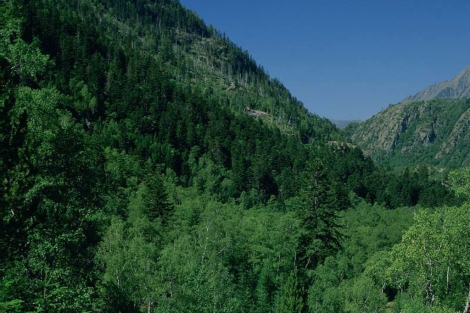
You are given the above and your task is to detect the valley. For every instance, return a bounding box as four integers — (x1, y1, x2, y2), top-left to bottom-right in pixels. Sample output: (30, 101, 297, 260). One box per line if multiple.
(1, 1, 470, 312)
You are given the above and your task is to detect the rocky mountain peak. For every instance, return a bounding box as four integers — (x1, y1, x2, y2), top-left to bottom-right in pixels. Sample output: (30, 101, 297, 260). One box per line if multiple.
(404, 65, 470, 102)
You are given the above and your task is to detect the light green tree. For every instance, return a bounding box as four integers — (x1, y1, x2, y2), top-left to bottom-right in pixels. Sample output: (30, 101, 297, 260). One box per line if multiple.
(97, 181, 164, 312)
(276, 269, 303, 313)
(342, 275, 387, 313)
(448, 167, 470, 200)
(387, 204, 470, 311)
(0, 0, 49, 80)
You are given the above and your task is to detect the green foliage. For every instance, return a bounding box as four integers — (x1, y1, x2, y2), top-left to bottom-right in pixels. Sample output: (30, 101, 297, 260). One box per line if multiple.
(276, 269, 303, 313)
(0, 0, 49, 80)
(97, 215, 159, 312)
(295, 159, 346, 272)
(387, 204, 470, 311)
(0, 0, 463, 312)
(0, 279, 24, 313)
(307, 200, 414, 312)
(448, 167, 470, 200)
(342, 275, 388, 313)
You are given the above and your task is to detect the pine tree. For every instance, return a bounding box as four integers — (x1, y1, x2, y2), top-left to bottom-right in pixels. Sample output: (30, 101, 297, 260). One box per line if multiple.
(142, 172, 173, 224)
(296, 159, 344, 271)
(276, 269, 303, 313)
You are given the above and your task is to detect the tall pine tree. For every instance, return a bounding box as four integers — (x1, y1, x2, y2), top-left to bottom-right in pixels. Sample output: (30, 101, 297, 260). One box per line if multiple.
(296, 159, 345, 272)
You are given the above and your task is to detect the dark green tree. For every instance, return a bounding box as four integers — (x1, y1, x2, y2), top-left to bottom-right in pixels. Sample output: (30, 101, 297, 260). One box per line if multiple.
(296, 159, 345, 272)
(142, 172, 173, 224)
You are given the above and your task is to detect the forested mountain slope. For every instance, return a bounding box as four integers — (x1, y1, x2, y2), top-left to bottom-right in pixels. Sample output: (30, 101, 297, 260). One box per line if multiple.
(346, 98, 470, 169)
(28, 0, 338, 141)
(0, 0, 464, 312)
(404, 65, 470, 101)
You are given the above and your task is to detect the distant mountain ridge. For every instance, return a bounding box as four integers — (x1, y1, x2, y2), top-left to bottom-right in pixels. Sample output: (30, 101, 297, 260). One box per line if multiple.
(331, 119, 362, 128)
(345, 98, 470, 169)
(404, 65, 470, 101)
(345, 65, 470, 169)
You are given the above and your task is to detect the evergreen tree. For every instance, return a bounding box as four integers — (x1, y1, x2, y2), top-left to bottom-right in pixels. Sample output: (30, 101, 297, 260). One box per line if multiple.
(296, 159, 345, 272)
(276, 269, 303, 313)
(142, 172, 173, 224)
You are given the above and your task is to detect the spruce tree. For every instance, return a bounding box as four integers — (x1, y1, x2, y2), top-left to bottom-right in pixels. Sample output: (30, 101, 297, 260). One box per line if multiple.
(296, 159, 344, 271)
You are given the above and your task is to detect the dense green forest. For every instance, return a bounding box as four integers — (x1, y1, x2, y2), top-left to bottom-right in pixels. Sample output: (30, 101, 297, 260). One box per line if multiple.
(0, 0, 469, 312)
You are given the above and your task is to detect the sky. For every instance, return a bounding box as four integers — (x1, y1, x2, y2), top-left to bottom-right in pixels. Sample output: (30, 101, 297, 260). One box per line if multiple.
(179, 0, 470, 120)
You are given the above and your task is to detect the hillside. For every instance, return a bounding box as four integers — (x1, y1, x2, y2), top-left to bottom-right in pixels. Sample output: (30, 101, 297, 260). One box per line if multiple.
(35, 0, 337, 142)
(331, 119, 362, 128)
(345, 98, 470, 168)
(0, 0, 464, 312)
(404, 65, 470, 101)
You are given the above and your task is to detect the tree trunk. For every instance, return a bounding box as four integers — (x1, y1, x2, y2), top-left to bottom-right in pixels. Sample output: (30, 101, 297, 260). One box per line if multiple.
(463, 283, 470, 313)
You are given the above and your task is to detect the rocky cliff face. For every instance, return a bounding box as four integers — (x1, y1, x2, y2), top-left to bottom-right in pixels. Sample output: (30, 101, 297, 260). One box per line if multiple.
(345, 99, 470, 168)
(404, 66, 470, 101)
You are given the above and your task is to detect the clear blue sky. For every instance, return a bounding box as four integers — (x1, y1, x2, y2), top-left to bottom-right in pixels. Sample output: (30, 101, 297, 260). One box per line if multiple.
(179, 0, 470, 120)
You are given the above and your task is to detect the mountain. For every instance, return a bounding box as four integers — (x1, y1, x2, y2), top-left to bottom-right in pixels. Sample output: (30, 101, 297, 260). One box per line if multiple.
(345, 98, 470, 168)
(331, 119, 362, 128)
(404, 65, 470, 101)
(0, 0, 461, 312)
